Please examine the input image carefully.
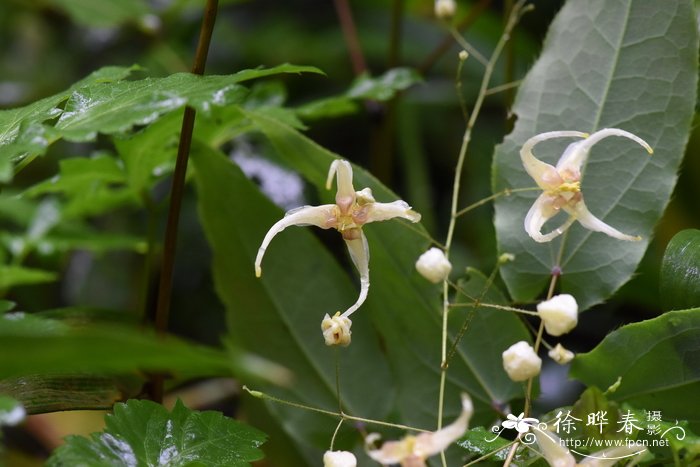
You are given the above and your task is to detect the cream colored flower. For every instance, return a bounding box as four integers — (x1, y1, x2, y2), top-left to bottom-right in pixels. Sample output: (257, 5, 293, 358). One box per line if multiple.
(537, 294, 578, 336)
(255, 160, 421, 344)
(367, 394, 473, 467)
(534, 428, 647, 466)
(548, 343, 574, 365)
(502, 341, 541, 382)
(323, 450, 357, 467)
(415, 247, 452, 283)
(321, 312, 352, 347)
(434, 0, 456, 19)
(520, 128, 652, 243)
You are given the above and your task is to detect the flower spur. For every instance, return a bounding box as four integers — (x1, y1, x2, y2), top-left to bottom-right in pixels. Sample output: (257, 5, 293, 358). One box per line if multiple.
(254, 159, 421, 345)
(521, 128, 653, 243)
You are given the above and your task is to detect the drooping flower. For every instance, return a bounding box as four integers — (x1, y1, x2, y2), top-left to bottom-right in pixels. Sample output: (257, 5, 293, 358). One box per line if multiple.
(520, 128, 652, 243)
(534, 428, 647, 466)
(537, 294, 578, 336)
(548, 343, 575, 365)
(415, 247, 452, 283)
(367, 394, 473, 467)
(434, 0, 456, 19)
(323, 450, 357, 467)
(255, 159, 421, 345)
(502, 341, 541, 382)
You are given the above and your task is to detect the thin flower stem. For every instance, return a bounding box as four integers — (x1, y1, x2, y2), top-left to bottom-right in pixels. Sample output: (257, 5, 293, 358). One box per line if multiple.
(446, 261, 500, 364)
(464, 439, 518, 466)
(455, 187, 539, 218)
(150, 0, 218, 404)
(399, 219, 446, 249)
(243, 386, 429, 433)
(449, 302, 538, 316)
(419, 0, 492, 74)
(330, 418, 345, 450)
(438, 0, 531, 439)
(485, 80, 523, 96)
(448, 26, 489, 66)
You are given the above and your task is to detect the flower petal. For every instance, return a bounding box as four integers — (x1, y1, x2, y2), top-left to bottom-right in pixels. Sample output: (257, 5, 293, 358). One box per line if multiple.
(564, 197, 641, 241)
(341, 231, 370, 317)
(556, 128, 652, 174)
(520, 131, 587, 189)
(367, 438, 414, 465)
(533, 429, 576, 467)
(579, 445, 648, 467)
(366, 200, 421, 224)
(255, 204, 336, 277)
(412, 393, 473, 457)
(326, 160, 356, 205)
(524, 193, 576, 243)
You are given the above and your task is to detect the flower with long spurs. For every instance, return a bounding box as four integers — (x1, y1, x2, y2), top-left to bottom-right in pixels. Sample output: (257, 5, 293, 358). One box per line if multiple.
(366, 393, 473, 467)
(534, 427, 648, 466)
(254, 159, 421, 345)
(520, 128, 653, 243)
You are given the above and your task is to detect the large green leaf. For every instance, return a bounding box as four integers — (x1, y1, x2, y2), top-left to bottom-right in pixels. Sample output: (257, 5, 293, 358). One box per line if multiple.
(0, 65, 322, 179)
(0, 312, 286, 384)
(239, 109, 531, 457)
(661, 229, 700, 311)
(570, 308, 700, 427)
(191, 142, 394, 463)
(47, 399, 266, 466)
(492, 0, 698, 310)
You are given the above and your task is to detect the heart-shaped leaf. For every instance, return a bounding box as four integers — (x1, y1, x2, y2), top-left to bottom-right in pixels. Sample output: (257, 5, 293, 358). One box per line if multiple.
(492, 0, 698, 310)
(47, 399, 266, 466)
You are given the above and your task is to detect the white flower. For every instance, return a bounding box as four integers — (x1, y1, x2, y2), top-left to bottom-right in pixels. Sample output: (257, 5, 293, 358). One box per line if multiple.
(321, 312, 352, 347)
(367, 394, 472, 467)
(520, 128, 652, 243)
(537, 294, 578, 336)
(323, 450, 357, 467)
(548, 343, 575, 364)
(434, 0, 456, 19)
(415, 247, 452, 283)
(502, 341, 541, 382)
(255, 160, 421, 342)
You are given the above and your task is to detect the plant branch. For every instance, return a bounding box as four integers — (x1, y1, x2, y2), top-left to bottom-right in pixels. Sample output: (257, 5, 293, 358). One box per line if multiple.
(419, 0, 493, 74)
(150, 0, 219, 403)
(333, 0, 367, 75)
(243, 386, 429, 433)
(437, 0, 530, 434)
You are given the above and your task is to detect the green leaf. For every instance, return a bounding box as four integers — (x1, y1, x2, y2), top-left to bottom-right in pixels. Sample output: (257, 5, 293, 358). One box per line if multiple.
(0, 64, 322, 178)
(661, 229, 700, 311)
(240, 109, 531, 445)
(26, 154, 127, 197)
(570, 308, 700, 427)
(0, 313, 287, 384)
(0, 66, 138, 176)
(457, 426, 511, 461)
(492, 0, 698, 310)
(47, 0, 150, 28)
(191, 142, 394, 461)
(47, 399, 266, 466)
(0, 266, 56, 289)
(297, 67, 421, 120)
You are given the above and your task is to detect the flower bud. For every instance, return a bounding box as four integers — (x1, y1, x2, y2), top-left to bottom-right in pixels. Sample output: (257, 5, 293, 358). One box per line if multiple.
(323, 450, 357, 467)
(322, 312, 352, 347)
(434, 0, 456, 19)
(502, 341, 541, 382)
(537, 294, 578, 336)
(548, 343, 574, 364)
(415, 248, 452, 283)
